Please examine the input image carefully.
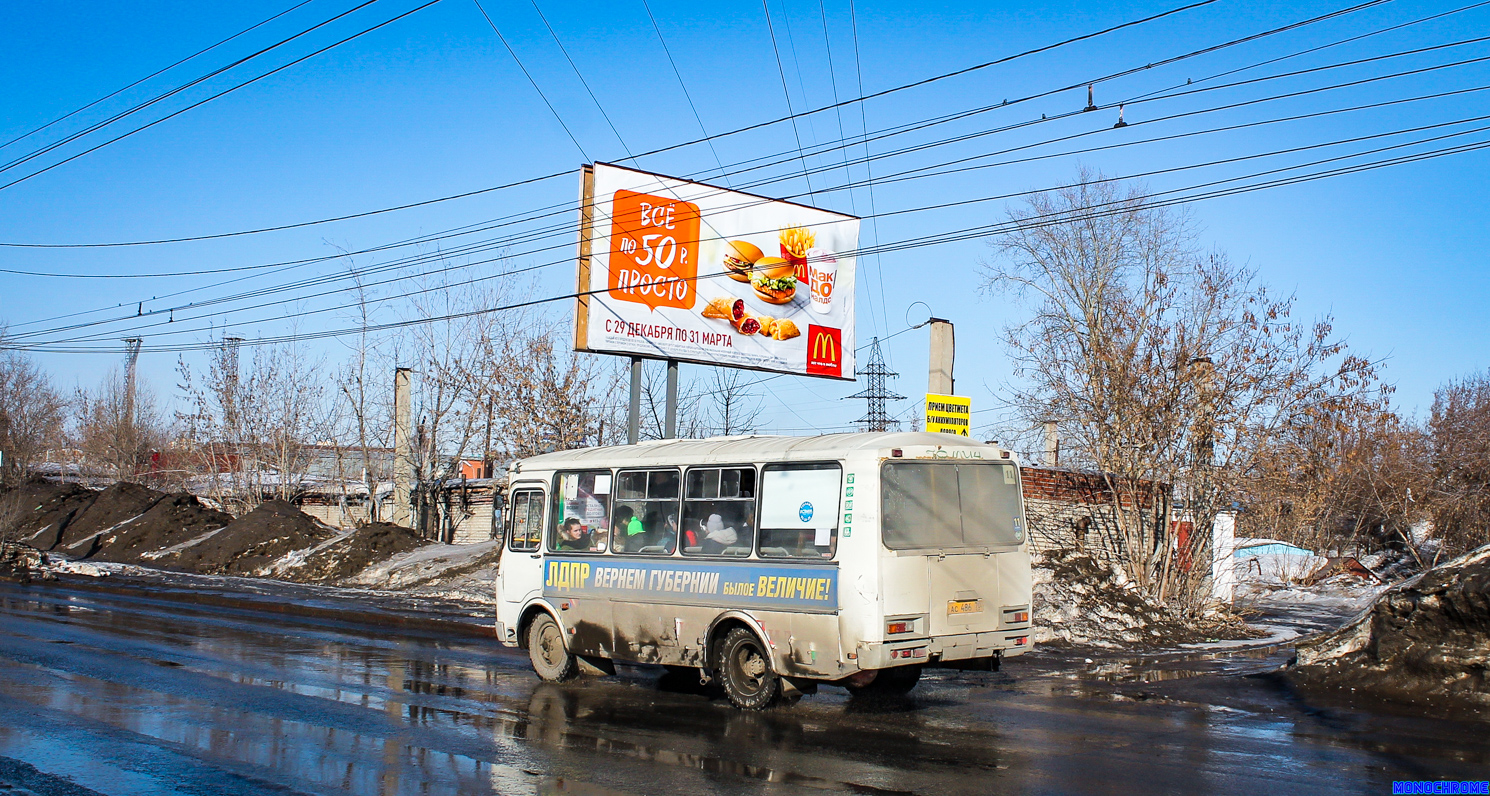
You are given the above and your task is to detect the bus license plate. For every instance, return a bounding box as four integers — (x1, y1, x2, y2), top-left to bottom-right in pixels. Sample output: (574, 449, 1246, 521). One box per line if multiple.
(947, 599, 982, 615)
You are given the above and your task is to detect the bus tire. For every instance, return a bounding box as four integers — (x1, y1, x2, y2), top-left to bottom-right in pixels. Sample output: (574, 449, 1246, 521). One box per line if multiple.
(845, 665, 921, 696)
(716, 627, 780, 710)
(527, 613, 577, 682)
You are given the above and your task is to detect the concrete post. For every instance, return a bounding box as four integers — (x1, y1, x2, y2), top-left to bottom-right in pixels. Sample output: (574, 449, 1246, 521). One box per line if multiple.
(927, 319, 954, 395)
(392, 367, 413, 527)
(1043, 420, 1060, 467)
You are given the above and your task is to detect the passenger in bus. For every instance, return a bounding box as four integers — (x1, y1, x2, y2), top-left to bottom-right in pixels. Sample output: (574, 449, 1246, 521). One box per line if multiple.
(556, 518, 591, 551)
(611, 506, 644, 552)
(660, 513, 680, 554)
(702, 514, 737, 555)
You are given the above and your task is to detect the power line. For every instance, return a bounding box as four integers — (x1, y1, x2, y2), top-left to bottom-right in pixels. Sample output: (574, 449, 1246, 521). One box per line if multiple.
(0, 0, 1237, 246)
(15, 74, 1489, 344)
(526, 0, 637, 161)
(0, 0, 319, 152)
(0, 0, 392, 180)
(0, 0, 446, 194)
(637, 0, 731, 185)
(14, 119, 1488, 352)
(16, 17, 1478, 282)
(761, 0, 817, 199)
(470, 0, 589, 160)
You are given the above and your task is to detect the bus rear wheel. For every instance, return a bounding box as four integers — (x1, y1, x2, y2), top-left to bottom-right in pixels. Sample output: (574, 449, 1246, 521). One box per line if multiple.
(844, 665, 921, 696)
(527, 613, 577, 682)
(716, 628, 780, 710)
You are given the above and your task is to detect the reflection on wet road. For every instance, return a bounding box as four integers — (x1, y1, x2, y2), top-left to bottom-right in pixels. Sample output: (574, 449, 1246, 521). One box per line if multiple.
(0, 582, 1483, 795)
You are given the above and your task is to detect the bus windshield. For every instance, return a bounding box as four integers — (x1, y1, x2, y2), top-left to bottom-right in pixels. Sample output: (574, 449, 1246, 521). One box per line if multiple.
(881, 461, 1023, 550)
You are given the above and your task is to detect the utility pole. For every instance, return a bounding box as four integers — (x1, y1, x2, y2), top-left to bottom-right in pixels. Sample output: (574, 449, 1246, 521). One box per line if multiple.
(122, 338, 142, 428)
(1042, 420, 1060, 467)
(392, 367, 413, 528)
(926, 319, 954, 395)
(222, 336, 243, 431)
(847, 338, 905, 432)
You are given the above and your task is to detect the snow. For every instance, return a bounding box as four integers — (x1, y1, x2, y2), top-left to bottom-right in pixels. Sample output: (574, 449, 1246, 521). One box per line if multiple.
(263, 529, 357, 577)
(140, 528, 225, 560)
(63, 512, 147, 551)
(347, 540, 501, 600)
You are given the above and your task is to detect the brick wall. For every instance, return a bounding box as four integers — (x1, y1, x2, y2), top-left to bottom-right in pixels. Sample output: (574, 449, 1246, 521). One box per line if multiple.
(1020, 467, 1169, 563)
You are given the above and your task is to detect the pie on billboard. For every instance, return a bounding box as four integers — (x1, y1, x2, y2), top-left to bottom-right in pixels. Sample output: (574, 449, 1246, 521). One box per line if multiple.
(607, 189, 700, 311)
(806, 325, 842, 378)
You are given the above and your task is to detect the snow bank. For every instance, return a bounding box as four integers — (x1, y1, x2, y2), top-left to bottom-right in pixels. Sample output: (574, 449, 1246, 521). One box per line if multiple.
(1290, 542, 1490, 711)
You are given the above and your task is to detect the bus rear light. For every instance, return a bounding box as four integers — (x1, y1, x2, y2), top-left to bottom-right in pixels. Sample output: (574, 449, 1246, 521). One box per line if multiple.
(1009, 611, 1029, 623)
(891, 647, 928, 659)
(886, 621, 914, 635)
(1012, 636, 1028, 646)
(891, 448, 903, 458)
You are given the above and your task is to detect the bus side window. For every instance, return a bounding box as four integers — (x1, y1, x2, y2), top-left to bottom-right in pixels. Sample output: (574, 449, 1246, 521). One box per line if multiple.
(509, 491, 542, 552)
(611, 469, 680, 555)
(550, 470, 612, 553)
(682, 466, 755, 556)
(757, 463, 841, 559)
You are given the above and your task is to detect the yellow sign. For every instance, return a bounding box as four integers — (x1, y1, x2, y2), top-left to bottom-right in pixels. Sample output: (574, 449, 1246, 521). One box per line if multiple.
(925, 393, 971, 436)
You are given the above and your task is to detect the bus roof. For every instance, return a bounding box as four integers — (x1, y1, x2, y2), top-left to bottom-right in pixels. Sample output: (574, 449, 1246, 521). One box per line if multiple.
(513, 432, 1011, 472)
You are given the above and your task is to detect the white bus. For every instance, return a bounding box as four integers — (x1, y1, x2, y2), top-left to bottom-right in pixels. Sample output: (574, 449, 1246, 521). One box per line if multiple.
(495, 432, 1032, 709)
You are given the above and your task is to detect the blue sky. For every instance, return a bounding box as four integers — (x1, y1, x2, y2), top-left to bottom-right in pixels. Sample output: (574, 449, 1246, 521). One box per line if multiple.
(1, 0, 1486, 443)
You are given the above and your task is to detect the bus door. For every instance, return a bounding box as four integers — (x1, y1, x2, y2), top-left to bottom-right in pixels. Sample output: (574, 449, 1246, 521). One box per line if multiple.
(881, 461, 1022, 638)
(499, 487, 547, 625)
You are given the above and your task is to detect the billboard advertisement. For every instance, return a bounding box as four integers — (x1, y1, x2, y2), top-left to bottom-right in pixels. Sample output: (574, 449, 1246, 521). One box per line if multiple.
(574, 163, 859, 380)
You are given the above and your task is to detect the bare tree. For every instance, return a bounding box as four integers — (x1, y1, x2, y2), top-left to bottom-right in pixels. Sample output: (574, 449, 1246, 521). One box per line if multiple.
(1426, 370, 1490, 555)
(700, 367, 763, 436)
(336, 268, 390, 522)
(982, 170, 1379, 610)
(0, 348, 67, 486)
(633, 360, 707, 441)
(177, 339, 333, 512)
(74, 367, 167, 483)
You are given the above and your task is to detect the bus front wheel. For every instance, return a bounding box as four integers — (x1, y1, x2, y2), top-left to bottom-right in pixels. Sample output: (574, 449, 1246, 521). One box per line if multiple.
(527, 613, 577, 682)
(844, 665, 921, 696)
(716, 628, 781, 710)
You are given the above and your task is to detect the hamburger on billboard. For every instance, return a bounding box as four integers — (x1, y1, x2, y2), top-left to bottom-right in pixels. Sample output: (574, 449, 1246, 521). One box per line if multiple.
(574, 163, 859, 380)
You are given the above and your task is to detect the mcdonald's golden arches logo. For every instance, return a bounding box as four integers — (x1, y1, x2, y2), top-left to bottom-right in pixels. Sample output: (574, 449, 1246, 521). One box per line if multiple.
(806, 325, 842, 377)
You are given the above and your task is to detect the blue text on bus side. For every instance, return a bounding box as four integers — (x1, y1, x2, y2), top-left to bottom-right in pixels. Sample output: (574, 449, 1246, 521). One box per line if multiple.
(799, 502, 813, 522)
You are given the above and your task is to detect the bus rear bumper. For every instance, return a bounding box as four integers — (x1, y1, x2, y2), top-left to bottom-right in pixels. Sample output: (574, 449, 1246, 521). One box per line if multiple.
(856, 630, 1033, 669)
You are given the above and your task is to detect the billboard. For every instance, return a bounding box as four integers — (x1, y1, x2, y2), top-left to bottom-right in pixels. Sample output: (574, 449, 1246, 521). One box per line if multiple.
(925, 393, 972, 436)
(574, 163, 859, 380)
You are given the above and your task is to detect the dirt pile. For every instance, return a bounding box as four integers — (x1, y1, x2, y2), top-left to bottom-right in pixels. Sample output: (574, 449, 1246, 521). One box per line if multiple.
(1290, 543, 1490, 713)
(49, 481, 167, 556)
(161, 499, 338, 576)
(88, 492, 235, 565)
(0, 480, 98, 548)
(1033, 548, 1255, 648)
(278, 522, 427, 584)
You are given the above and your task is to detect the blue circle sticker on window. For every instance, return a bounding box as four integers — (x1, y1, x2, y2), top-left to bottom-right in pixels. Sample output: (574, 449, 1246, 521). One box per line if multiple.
(799, 502, 814, 522)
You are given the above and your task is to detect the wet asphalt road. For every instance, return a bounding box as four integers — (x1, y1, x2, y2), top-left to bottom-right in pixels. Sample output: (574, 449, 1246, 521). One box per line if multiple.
(0, 581, 1485, 796)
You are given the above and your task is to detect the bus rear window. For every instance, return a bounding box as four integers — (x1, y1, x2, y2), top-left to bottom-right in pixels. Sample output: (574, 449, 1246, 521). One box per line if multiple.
(881, 462, 1023, 550)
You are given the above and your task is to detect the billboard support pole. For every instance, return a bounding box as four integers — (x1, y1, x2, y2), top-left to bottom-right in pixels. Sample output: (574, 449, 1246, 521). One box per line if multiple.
(627, 357, 642, 444)
(664, 360, 679, 438)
